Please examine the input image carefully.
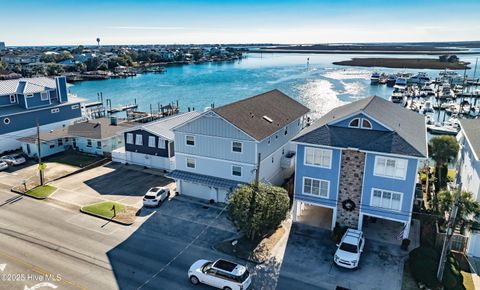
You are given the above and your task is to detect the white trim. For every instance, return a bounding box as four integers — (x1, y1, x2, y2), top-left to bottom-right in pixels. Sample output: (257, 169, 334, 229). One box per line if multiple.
(303, 146, 333, 169)
(373, 155, 408, 180)
(9, 94, 16, 104)
(459, 122, 480, 161)
(231, 165, 242, 177)
(175, 152, 254, 166)
(330, 111, 394, 132)
(3, 117, 11, 125)
(185, 135, 195, 147)
(302, 176, 330, 198)
(25, 93, 34, 98)
(51, 108, 60, 114)
(231, 140, 243, 153)
(369, 187, 403, 212)
(359, 211, 406, 224)
(148, 135, 156, 148)
(126, 133, 134, 144)
(0, 102, 81, 118)
(186, 157, 196, 169)
(361, 118, 372, 129)
(40, 91, 49, 101)
(348, 118, 360, 128)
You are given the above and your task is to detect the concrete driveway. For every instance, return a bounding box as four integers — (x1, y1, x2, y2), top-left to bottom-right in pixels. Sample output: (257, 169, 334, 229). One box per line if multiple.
(50, 162, 175, 207)
(276, 223, 408, 290)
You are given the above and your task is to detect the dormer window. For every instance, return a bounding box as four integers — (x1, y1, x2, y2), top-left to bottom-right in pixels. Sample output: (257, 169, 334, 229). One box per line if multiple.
(362, 119, 372, 129)
(348, 118, 360, 128)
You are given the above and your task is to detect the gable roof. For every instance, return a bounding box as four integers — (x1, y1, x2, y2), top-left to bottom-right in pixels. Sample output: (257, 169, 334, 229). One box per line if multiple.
(459, 119, 480, 160)
(212, 89, 309, 141)
(0, 77, 58, 95)
(137, 111, 201, 140)
(294, 96, 427, 158)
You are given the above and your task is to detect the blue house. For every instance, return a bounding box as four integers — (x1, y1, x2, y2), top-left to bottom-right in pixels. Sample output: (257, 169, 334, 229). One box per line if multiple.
(292, 96, 427, 239)
(0, 76, 82, 153)
(168, 89, 309, 203)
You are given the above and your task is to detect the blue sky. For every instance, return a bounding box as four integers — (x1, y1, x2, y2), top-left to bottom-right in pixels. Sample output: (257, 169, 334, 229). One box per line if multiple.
(2, 0, 479, 46)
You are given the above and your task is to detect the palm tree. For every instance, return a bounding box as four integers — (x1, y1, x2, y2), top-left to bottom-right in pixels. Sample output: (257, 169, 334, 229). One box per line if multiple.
(429, 135, 459, 211)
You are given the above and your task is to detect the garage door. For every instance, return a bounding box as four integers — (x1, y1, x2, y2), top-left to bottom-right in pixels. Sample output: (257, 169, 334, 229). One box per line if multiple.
(128, 152, 148, 167)
(218, 189, 230, 203)
(180, 181, 212, 200)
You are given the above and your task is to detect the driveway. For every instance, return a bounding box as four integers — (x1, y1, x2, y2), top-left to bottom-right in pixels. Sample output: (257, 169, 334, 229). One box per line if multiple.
(276, 223, 408, 290)
(49, 162, 175, 207)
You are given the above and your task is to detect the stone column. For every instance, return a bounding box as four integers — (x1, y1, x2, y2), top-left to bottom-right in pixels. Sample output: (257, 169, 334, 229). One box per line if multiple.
(336, 149, 365, 228)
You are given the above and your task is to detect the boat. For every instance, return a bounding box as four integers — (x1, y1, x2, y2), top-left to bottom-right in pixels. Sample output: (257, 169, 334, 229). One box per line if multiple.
(370, 72, 380, 85)
(379, 73, 388, 85)
(438, 83, 454, 99)
(445, 103, 460, 114)
(469, 106, 480, 118)
(394, 77, 408, 90)
(422, 100, 434, 113)
(409, 73, 430, 85)
(386, 74, 397, 87)
(420, 85, 435, 97)
(425, 113, 434, 125)
(427, 122, 459, 135)
(390, 89, 407, 107)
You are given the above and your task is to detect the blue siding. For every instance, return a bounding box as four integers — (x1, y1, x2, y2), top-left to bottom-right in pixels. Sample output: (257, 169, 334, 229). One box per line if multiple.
(56, 76, 68, 102)
(26, 92, 51, 108)
(331, 113, 389, 131)
(124, 129, 170, 158)
(0, 103, 81, 134)
(294, 144, 341, 208)
(18, 94, 27, 108)
(0, 95, 12, 106)
(360, 153, 419, 222)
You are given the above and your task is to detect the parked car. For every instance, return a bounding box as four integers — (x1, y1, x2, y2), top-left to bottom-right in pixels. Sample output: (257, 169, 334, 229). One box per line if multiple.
(0, 161, 8, 171)
(188, 259, 251, 290)
(0, 154, 26, 166)
(142, 187, 170, 207)
(334, 228, 365, 269)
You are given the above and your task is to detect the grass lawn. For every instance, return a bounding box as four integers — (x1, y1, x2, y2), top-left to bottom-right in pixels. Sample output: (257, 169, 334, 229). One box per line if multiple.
(462, 271, 475, 290)
(46, 151, 103, 168)
(26, 185, 57, 199)
(81, 201, 126, 219)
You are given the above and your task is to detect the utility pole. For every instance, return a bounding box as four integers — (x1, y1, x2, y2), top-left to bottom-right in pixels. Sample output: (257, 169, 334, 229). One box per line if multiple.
(248, 153, 261, 239)
(36, 120, 44, 186)
(437, 183, 462, 282)
(424, 160, 430, 208)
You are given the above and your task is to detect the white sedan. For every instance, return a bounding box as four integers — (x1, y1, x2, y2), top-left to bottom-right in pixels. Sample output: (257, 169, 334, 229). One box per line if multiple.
(0, 154, 26, 166)
(0, 161, 8, 171)
(142, 187, 170, 207)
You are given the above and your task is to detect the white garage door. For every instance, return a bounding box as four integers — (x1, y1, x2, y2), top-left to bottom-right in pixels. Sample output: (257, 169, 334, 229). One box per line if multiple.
(180, 181, 212, 201)
(468, 233, 480, 257)
(218, 189, 230, 203)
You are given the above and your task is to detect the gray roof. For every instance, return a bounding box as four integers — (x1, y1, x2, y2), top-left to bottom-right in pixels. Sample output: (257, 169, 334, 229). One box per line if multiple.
(140, 111, 200, 140)
(18, 118, 137, 143)
(213, 89, 310, 141)
(294, 96, 427, 158)
(459, 119, 480, 160)
(0, 77, 58, 95)
(166, 170, 245, 189)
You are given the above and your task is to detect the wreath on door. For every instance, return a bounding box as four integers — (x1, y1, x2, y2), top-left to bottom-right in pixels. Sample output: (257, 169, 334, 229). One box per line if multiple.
(342, 199, 356, 211)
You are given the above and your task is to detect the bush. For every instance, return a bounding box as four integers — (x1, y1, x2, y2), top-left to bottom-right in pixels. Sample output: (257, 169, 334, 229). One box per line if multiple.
(331, 223, 348, 243)
(409, 246, 441, 288)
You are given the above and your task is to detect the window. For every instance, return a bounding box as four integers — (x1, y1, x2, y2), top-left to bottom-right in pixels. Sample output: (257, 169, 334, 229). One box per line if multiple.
(158, 138, 165, 149)
(135, 134, 143, 146)
(96, 141, 102, 149)
(87, 139, 92, 147)
(374, 156, 407, 179)
(371, 189, 402, 211)
(232, 141, 242, 153)
(186, 158, 196, 168)
(305, 147, 332, 168)
(267, 138, 271, 145)
(71, 104, 79, 110)
(148, 136, 156, 148)
(51, 108, 60, 113)
(232, 165, 242, 176)
(49, 143, 55, 149)
(362, 119, 372, 129)
(25, 94, 33, 98)
(284, 128, 288, 135)
(348, 118, 360, 128)
(9, 95, 16, 103)
(41, 91, 49, 101)
(303, 177, 329, 197)
(58, 139, 63, 146)
(3, 118, 10, 125)
(186, 135, 195, 146)
(126, 133, 133, 144)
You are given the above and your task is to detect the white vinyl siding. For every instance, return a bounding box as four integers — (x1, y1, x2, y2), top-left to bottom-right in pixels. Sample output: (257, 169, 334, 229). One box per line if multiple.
(371, 189, 402, 211)
(126, 133, 133, 144)
(148, 136, 156, 148)
(374, 156, 407, 179)
(135, 134, 143, 146)
(232, 165, 242, 176)
(302, 177, 329, 198)
(186, 158, 196, 168)
(304, 147, 332, 168)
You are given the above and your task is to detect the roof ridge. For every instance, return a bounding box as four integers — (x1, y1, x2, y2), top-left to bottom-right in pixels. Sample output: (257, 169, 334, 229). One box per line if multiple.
(213, 89, 281, 112)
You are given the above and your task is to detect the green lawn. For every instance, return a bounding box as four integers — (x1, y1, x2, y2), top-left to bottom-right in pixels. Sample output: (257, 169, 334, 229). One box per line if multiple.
(46, 151, 103, 167)
(81, 201, 126, 219)
(26, 185, 57, 198)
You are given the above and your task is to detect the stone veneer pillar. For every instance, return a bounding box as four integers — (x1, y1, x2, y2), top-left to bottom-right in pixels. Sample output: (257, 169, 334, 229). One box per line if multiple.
(336, 149, 365, 228)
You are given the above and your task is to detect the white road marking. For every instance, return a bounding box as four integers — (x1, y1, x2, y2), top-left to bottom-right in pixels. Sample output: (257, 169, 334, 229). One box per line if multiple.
(24, 282, 57, 290)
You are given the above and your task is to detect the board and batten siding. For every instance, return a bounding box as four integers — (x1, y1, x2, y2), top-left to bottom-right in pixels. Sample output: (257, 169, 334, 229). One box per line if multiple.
(124, 129, 170, 158)
(257, 117, 303, 160)
(360, 152, 420, 222)
(294, 144, 342, 208)
(458, 134, 480, 202)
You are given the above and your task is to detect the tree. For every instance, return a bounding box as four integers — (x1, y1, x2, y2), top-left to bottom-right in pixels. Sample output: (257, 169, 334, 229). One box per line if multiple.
(438, 190, 480, 229)
(228, 183, 290, 240)
(429, 136, 459, 210)
(0, 60, 6, 70)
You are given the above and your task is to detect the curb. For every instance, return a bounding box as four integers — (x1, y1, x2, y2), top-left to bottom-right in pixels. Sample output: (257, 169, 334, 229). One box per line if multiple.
(79, 208, 135, 226)
(10, 187, 49, 200)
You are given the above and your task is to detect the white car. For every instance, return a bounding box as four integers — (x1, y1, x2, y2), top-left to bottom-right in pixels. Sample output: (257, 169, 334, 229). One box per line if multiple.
(334, 228, 365, 269)
(142, 187, 169, 207)
(188, 259, 252, 290)
(0, 154, 26, 166)
(0, 161, 8, 171)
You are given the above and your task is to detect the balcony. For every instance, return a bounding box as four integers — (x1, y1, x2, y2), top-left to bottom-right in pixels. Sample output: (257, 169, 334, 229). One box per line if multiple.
(281, 151, 295, 169)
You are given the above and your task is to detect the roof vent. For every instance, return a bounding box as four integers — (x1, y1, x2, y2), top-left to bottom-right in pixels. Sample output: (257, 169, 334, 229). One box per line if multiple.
(263, 115, 273, 123)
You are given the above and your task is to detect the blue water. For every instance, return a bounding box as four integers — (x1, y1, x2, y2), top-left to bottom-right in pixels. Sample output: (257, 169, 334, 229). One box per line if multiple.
(70, 53, 480, 119)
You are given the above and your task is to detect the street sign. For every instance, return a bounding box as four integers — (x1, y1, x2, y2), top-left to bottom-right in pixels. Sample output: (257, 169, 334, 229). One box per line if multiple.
(38, 163, 47, 172)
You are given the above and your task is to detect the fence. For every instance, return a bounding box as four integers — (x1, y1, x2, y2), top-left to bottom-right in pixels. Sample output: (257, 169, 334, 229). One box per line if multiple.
(435, 222, 469, 253)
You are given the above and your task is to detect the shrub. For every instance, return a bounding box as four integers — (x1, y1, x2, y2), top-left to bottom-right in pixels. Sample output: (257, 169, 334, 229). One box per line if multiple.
(331, 223, 348, 243)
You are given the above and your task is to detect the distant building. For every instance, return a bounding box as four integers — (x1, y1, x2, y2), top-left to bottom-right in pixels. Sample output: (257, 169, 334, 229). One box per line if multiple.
(18, 117, 136, 158)
(1, 54, 40, 66)
(0, 76, 82, 153)
(112, 111, 200, 171)
(0, 42, 5, 50)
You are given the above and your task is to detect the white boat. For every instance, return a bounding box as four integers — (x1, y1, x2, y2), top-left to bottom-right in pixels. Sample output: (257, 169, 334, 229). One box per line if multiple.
(445, 104, 460, 114)
(427, 122, 459, 135)
(420, 85, 435, 97)
(422, 100, 434, 113)
(425, 114, 434, 125)
(370, 72, 380, 84)
(410, 72, 431, 85)
(386, 74, 397, 87)
(390, 89, 407, 107)
(394, 77, 408, 90)
(469, 106, 480, 118)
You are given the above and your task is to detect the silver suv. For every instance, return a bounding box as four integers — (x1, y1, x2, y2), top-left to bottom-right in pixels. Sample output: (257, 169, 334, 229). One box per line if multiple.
(334, 229, 365, 269)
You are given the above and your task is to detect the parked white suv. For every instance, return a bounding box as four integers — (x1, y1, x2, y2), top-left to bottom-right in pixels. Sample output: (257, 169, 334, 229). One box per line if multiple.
(334, 228, 365, 269)
(188, 259, 252, 290)
(142, 187, 169, 207)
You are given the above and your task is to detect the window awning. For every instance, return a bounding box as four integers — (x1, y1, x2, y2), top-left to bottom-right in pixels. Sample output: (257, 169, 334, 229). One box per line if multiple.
(166, 170, 245, 190)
